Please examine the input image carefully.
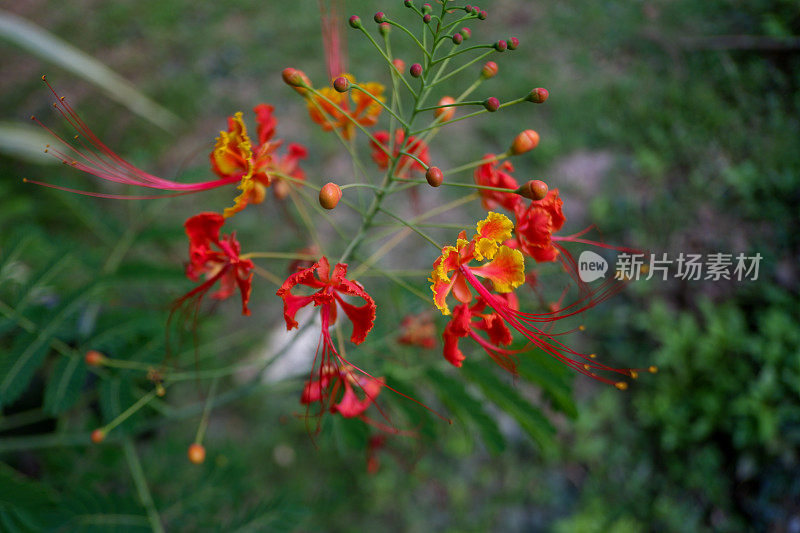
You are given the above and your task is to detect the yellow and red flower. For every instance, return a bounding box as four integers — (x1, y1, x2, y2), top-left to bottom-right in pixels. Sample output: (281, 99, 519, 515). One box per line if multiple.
(306, 74, 385, 140)
(181, 212, 254, 315)
(429, 212, 525, 316)
(211, 105, 308, 218)
(369, 129, 429, 177)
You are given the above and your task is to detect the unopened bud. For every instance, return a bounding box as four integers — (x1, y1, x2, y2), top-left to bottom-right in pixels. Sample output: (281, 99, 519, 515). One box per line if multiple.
(379, 22, 391, 36)
(426, 166, 444, 187)
(481, 61, 498, 79)
(188, 443, 206, 464)
(515, 179, 548, 200)
(483, 97, 500, 112)
(479, 10, 488, 19)
(494, 40, 507, 52)
(460, 27, 472, 39)
(333, 76, 350, 92)
(349, 15, 362, 28)
(527, 87, 549, 103)
(423, 13, 432, 23)
(435, 96, 456, 121)
(508, 37, 519, 50)
(85, 350, 105, 366)
(410, 63, 423, 78)
(392, 58, 406, 72)
(470, 6, 480, 15)
(374, 12, 386, 23)
(464, 4, 472, 12)
(422, 3, 432, 14)
(282, 68, 310, 89)
(91, 429, 105, 443)
(452, 33, 463, 44)
(510, 129, 540, 155)
(404, 0, 413, 6)
(319, 182, 342, 209)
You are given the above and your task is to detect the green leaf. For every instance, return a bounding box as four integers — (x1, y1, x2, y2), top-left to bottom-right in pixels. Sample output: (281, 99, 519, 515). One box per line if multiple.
(0, 122, 61, 165)
(0, 284, 95, 408)
(43, 354, 87, 415)
(515, 353, 578, 419)
(427, 368, 506, 455)
(0, 10, 180, 132)
(460, 360, 556, 454)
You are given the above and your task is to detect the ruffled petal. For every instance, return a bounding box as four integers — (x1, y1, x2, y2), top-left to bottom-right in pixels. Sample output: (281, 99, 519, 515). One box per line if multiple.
(442, 303, 472, 367)
(474, 211, 514, 261)
(470, 246, 525, 293)
(334, 375, 384, 418)
(253, 104, 277, 146)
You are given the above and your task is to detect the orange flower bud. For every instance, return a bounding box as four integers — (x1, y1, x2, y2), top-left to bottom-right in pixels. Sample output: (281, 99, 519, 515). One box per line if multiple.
(426, 166, 444, 187)
(319, 182, 342, 210)
(84, 350, 105, 366)
(515, 179, 548, 200)
(188, 443, 206, 464)
(481, 61, 498, 79)
(333, 76, 350, 92)
(510, 129, 540, 155)
(91, 429, 105, 443)
(435, 96, 456, 121)
(527, 87, 549, 103)
(282, 68, 311, 91)
(392, 58, 406, 72)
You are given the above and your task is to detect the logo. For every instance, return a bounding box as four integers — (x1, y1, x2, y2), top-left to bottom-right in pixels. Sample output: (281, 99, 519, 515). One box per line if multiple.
(578, 251, 608, 282)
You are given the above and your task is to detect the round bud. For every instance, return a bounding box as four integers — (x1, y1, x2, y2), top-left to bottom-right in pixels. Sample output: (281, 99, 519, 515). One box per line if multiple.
(379, 22, 391, 36)
(483, 97, 500, 112)
(510, 129, 540, 155)
(527, 87, 549, 103)
(481, 61, 498, 79)
(85, 350, 105, 366)
(452, 33, 463, 44)
(91, 429, 105, 444)
(425, 167, 444, 187)
(494, 40, 507, 52)
(319, 183, 342, 210)
(508, 37, 519, 50)
(479, 10, 487, 19)
(464, 4, 472, 12)
(423, 13, 432, 23)
(282, 68, 310, 89)
(410, 63, 423, 78)
(349, 15, 362, 28)
(422, 3, 432, 14)
(333, 76, 350, 92)
(470, 6, 480, 15)
(188, 443, 206, 464)
(392, 58, 406, 72)
(373, 12, 386, 23)
(516, 179, 548, 201)
(404, 0, 413, 7)
(435, 96, 456, 121)
(460, 27, 472, 39)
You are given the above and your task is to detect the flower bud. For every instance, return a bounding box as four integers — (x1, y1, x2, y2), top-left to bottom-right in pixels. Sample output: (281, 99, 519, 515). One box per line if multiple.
(435, 96, 456, 121)
(426, 166, 444, 187)
(333, 76, 350, 92)
(510, 129, 540, 155)
(404, 0, 413, 6)
(481, 61, 498, 79)
(452, 33, 463, 44)
(188, 443, 206, 464)
(527, 87, 549, 103)
(483, 97, 500, 112)
(508, 37, 519, 50)
(479, 10, 488, 19)
(85, 350, 105, 366)
(349, 15, 362, 28)
(464, 4, 472, 12)
(422, 3, 432, 14)
(282, 68, 310, 90)
(374, 12, 386, 23)
(410, 63, 423, 78)
(319, 182, 342, 210)
(392, 58, 406, 72)
(379, 22, 391, 36)
(460, 27, 472, 39)
(494, 40, 507, 52)
(515, 179, 548, 200)
(470, 6, 480, 15)
(91, 429, 105, 443)
(423, 13, 432, 23)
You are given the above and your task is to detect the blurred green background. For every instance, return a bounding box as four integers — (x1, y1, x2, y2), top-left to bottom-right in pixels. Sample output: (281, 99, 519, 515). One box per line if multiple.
(1, 0, 799, 531)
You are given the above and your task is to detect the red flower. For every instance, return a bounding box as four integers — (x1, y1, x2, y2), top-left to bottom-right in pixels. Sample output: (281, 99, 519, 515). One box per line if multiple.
(180, 212, 254, 315)
(474, 155, 521, 211)
(277, 257, 385, 422)
(443, 291, 521, 373)
(369, 129, 429, 177)
(512, 188, 566, 262)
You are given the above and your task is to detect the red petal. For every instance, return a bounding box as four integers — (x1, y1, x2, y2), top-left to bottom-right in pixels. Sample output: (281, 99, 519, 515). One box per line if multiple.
(253, 104, 277, 145)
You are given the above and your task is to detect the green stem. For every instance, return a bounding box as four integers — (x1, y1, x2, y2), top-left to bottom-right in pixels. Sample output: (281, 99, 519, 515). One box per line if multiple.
(378, 208, 442, 249)
(123, 439, 165, 533)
